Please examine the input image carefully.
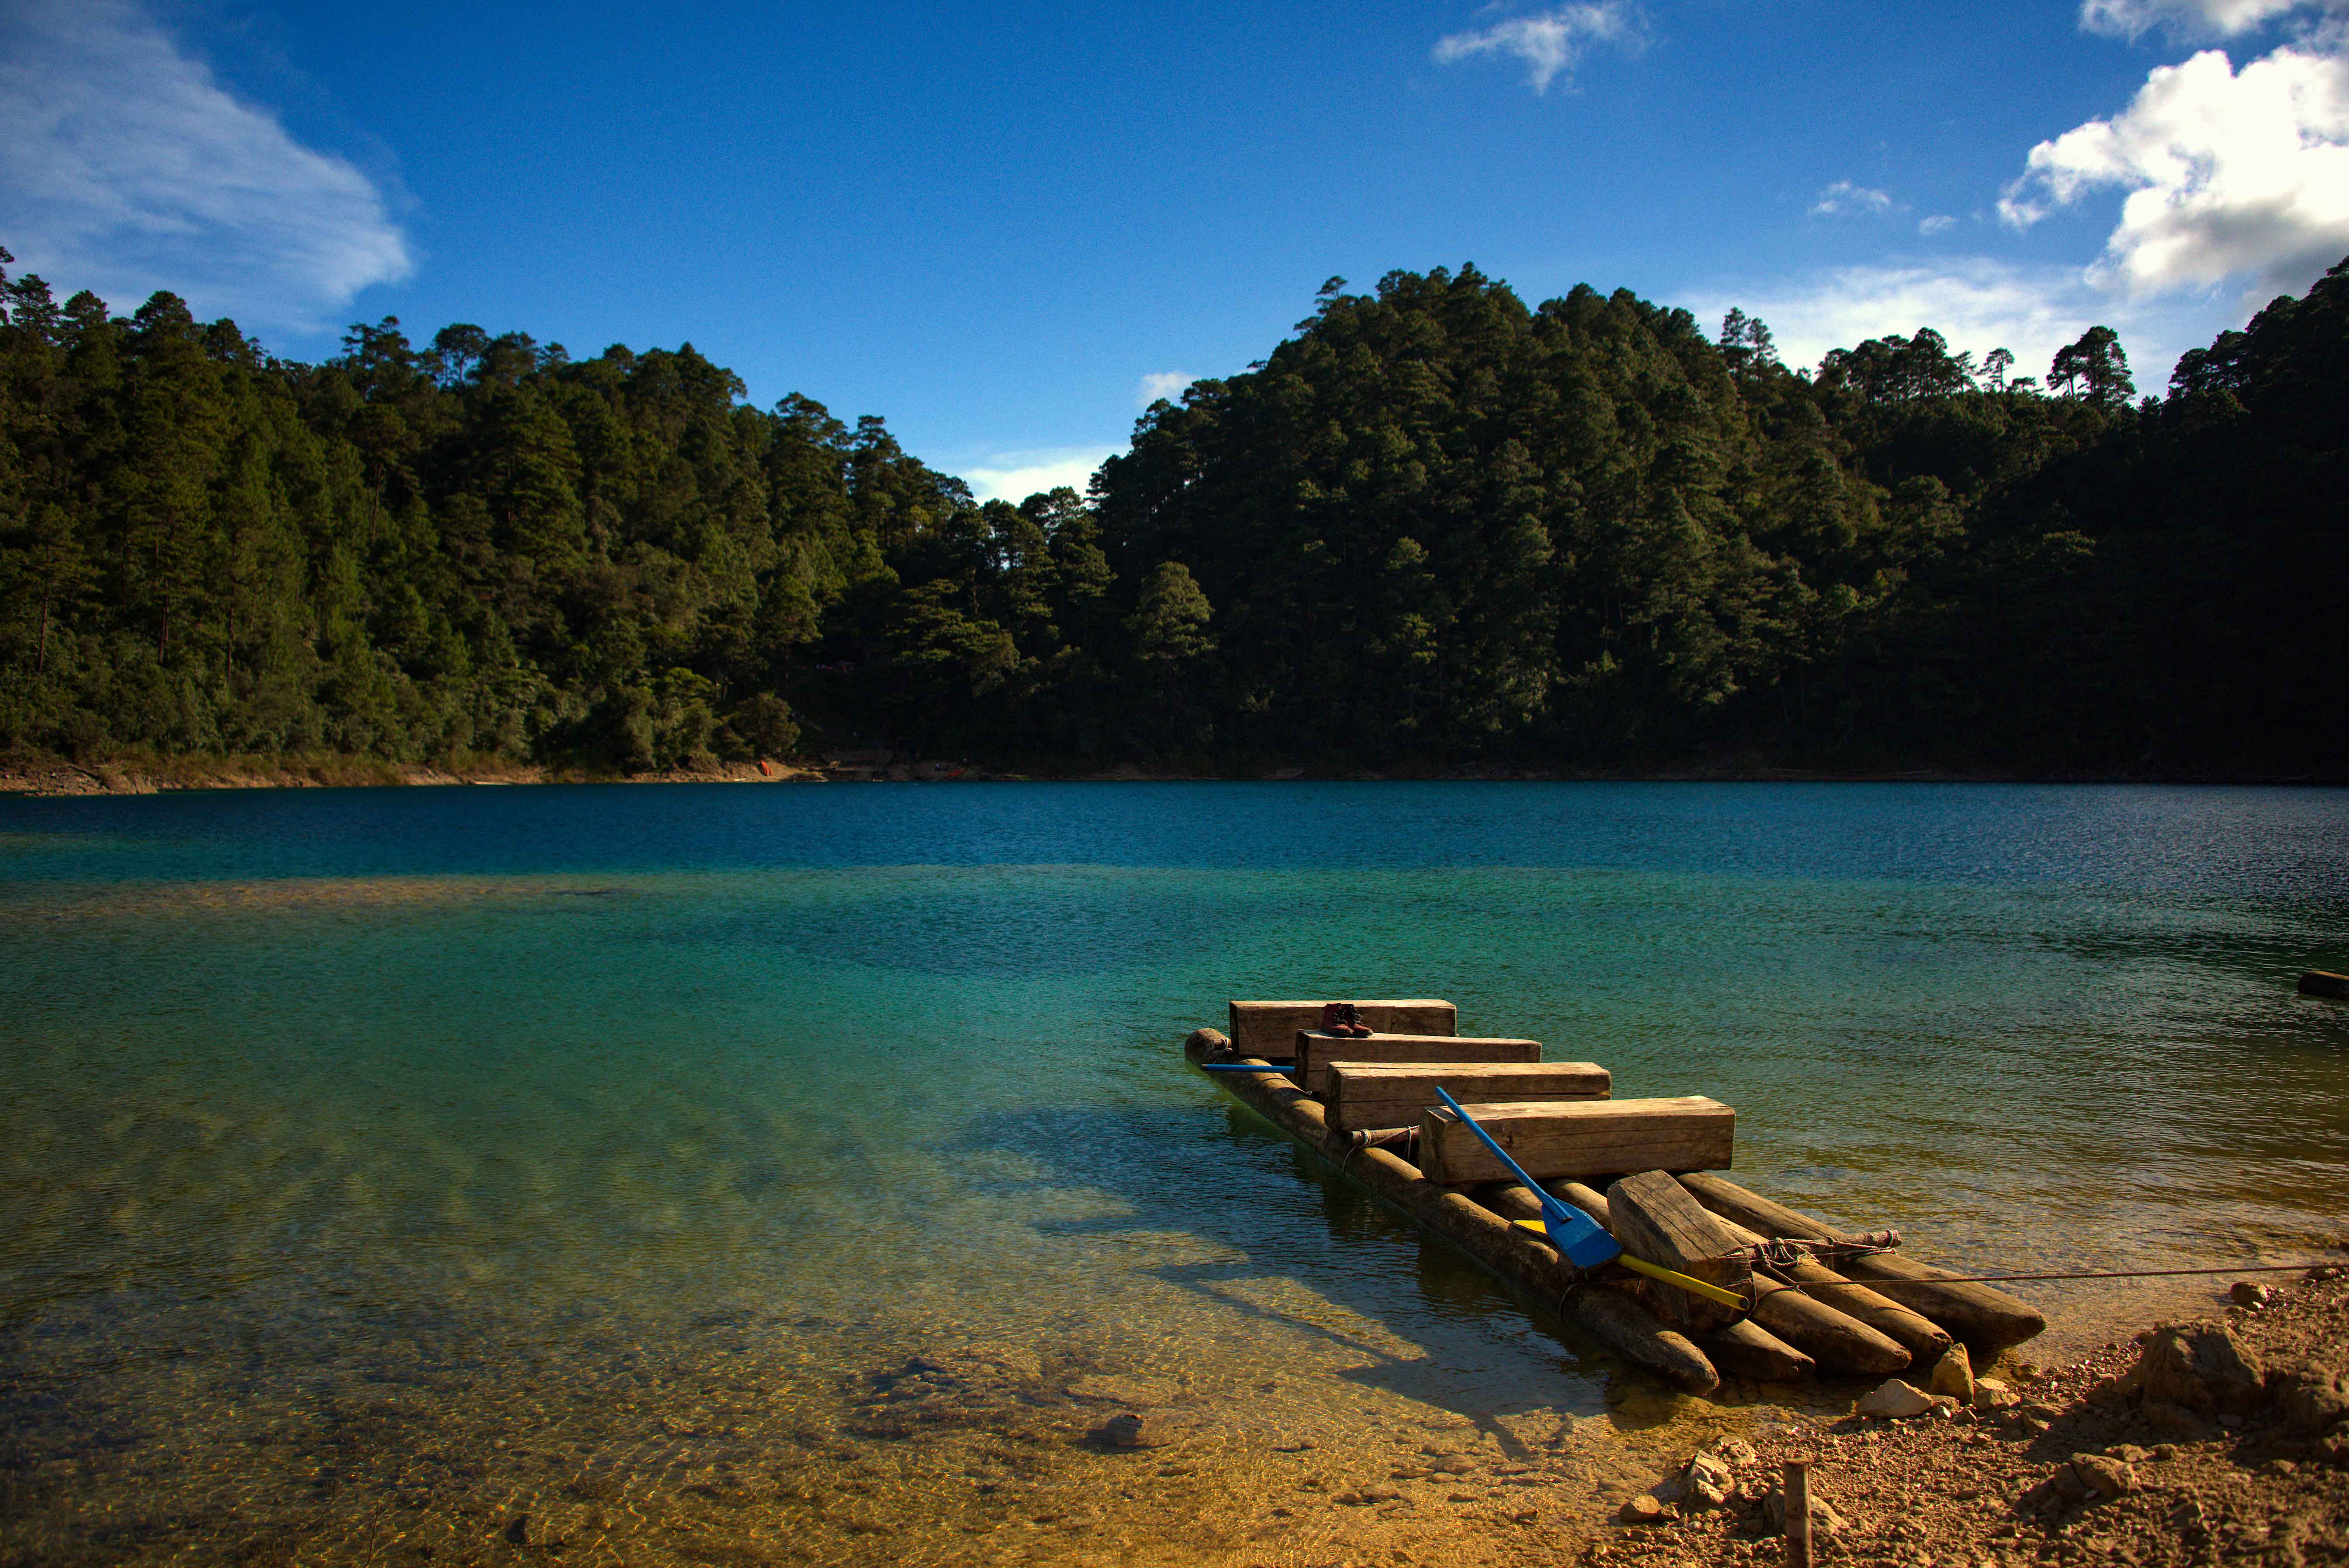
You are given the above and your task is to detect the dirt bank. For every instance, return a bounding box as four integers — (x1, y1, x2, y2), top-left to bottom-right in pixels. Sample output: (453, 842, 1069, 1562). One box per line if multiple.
(1584, 1268, 2349, 1566)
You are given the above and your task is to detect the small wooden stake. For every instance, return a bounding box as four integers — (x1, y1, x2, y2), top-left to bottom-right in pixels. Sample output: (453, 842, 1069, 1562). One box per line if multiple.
(1784, 1460, 1812, 1568)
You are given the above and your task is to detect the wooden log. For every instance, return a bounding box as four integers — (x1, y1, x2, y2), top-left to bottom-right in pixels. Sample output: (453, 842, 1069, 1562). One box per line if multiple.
(1325, 1061, 1608, 1132)
(1743, 1269, 1912, 1375)
(1473, 1182, 1545, 1224)
(1600, 1173, 1904, 1373)
(1465, 1181, 1800, 1384)
(1295, 1032, 1540, 1095)
(1841, 1253, 2049, 1356)
(1419, 1097, 1734, 1186)
(1226, 1001, 1454, 1062)
(1184, 1028, 1719, 1395)
(2301, 970, 2349, 1000)
(1700, 1319, 1815, 1382)
(1605, 1171, 1750, 1333)
(1675, 1170, 1856, 1244)
(1705, 1210, 1952, 1362)
(1676, 1170, 2047, 1354)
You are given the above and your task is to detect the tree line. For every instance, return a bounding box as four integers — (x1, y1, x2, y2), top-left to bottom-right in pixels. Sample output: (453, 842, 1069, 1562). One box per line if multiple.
(1, 244, 2342, 777)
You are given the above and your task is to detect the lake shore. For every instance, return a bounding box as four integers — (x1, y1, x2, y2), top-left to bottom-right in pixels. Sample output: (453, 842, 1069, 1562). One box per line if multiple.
(7, 750, 2345, 796)
(1582, 1266, 2349, 1567)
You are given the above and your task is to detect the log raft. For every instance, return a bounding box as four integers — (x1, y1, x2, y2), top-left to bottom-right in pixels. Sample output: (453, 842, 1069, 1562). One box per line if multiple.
(1188, 1014, 2048, 1393)
(1185, 1028, 1722, 1395)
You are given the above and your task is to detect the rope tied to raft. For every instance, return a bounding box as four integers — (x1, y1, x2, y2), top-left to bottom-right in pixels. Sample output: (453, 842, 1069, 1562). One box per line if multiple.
(1750, 1232, 1902, 1269)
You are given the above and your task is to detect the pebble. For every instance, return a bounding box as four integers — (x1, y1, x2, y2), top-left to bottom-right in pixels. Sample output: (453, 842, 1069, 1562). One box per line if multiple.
(1929, 1344, 1977, 1404)
(1857, 1379, 1939, 1420)
(2070, 1453, 2136, 1499)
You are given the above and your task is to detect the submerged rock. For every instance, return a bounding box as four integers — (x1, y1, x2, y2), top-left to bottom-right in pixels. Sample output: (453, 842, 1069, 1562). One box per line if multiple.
(1094, 1411, 1175, 1449)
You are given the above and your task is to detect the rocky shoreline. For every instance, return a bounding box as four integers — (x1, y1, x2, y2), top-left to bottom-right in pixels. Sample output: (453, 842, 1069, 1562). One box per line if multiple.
(1588, 1269, 2349, 1566)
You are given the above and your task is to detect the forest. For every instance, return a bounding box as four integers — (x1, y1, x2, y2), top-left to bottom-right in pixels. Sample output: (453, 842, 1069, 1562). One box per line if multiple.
(1, 244, 2343, 778)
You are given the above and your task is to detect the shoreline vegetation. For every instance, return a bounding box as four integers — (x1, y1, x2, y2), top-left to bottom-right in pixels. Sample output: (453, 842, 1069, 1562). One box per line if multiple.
(7, 748, 2349, 797)
(2, 249, 2345, 787)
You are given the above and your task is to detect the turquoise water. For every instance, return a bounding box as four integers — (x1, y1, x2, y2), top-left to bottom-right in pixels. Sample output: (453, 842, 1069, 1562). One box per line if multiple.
(2, 782, 2346, 1564)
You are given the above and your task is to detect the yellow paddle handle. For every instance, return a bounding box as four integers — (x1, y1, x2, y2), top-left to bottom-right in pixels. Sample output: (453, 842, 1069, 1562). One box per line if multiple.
(1511, 1220, 1747, 1310)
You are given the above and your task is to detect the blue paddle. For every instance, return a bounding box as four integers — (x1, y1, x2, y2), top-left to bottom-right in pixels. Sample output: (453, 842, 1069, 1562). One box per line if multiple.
(1433, 1087, 1622, 1269)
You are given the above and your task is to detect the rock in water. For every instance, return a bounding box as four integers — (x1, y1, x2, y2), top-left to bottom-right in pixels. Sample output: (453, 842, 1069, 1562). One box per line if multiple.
(1856, 1378, 1937, 1419)
(1095, 1412, 1174, 1449)
(1928, 1342, 1975, 1403)
(1619, 1494, 1670, 1524)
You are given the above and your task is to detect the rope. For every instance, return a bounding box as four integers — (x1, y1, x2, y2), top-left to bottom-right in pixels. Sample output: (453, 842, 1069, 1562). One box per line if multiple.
(1773, 1261, 2339, 1288)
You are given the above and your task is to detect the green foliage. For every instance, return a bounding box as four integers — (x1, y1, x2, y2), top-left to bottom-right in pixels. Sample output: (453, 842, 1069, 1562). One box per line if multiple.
(2, 240, 2344, 776)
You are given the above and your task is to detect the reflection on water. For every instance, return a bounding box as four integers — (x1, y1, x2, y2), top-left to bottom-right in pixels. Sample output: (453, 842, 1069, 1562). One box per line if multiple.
(1, 784, 2346, 1562)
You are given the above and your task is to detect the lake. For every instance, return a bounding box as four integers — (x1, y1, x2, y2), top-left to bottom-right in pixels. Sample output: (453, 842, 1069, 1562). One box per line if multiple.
(3, 781, 2345, 1564)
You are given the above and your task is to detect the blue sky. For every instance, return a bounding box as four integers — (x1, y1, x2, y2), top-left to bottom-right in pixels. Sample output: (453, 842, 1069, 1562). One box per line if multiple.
(4, 0, 2346, 499)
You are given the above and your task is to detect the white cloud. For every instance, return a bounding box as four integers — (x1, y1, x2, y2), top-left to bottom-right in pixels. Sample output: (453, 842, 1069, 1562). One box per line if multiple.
(1682, 257, 2248, 392)
(1136, 371, 1195, 407)
(1999, 43, 2349, 298)
(1811, 181, 1898, 218)
(1433, 3, 1643, 94)
(0, 0, 411, 333)
(960, 448, 1118, 505)
(1918, 214, 1957, 235)
(2079, 0, 2345, 40)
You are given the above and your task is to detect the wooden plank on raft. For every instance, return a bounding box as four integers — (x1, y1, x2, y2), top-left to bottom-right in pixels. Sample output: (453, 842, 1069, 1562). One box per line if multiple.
(1323, 1061, 1608, 1132)
(1226, 1000, 1456, 1062)
(1293, 1032, 1539, 1095)
(1606, 1170, 1750, 1332)
(1417, 1097, 1734, 1186)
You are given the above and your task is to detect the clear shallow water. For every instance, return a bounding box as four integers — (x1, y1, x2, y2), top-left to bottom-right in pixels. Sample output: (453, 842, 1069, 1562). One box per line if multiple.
(1, 782, 2346, 1564)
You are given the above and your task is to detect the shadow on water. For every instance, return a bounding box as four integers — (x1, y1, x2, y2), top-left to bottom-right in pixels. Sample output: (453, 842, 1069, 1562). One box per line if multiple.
(949, 1085, 1736, 1449)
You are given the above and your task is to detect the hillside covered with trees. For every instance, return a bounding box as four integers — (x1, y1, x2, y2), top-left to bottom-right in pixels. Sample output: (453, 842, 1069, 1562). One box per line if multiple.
(1, 245, 2343, 778)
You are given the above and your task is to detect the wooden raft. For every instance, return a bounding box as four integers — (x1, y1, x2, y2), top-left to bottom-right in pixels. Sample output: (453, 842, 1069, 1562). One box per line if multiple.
(1190, 999, 2049, 1390)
